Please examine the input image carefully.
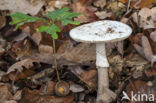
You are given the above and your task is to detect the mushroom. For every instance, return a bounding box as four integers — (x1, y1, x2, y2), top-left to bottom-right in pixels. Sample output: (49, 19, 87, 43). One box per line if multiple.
(69, 20, 132, 102)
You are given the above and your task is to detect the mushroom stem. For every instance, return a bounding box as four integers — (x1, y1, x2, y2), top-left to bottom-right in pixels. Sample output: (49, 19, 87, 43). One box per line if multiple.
(96, 43, 109, 68)
(96, 43, 109, 99)
(96, 43, 116, 102)
(97, 67, 109, 96)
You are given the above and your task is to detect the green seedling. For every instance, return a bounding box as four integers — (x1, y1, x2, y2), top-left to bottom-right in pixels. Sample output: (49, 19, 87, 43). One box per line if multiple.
(9, 7, 82, 83)
(9, 7, 81, 39)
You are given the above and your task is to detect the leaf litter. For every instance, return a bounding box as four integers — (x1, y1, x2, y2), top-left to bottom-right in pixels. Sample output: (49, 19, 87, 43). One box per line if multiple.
(0, 0, 156, 103)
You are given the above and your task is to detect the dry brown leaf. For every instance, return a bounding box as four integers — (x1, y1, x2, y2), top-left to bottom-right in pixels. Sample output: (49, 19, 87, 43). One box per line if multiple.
(10, 39, 38, 60)
(45, 0, 70, 13)
(125, 53, 148, 70)
(93, 0, 106, 8)
(2, 67, 36, 81)
(131, 12, 139, 25)
(0, 16, 6, 29)
(134, 0, 156, 9)
(138, 8, 154, 29)
(145, 67, 156, 77)
(132, 7, 156, 29)
(95, 11, 112, 19)
(108, 55, 124, 73)
(40, 81, 55, 95)
(69, 66, 97, 89)
(150, 30, 156, 42)
(28, 68, 54, 84)
(151, 7, 156, 21)
(126, 80, 156, 103)
(133, 36, 156, 66)
(48, 0, 69, 9)
(7, 58, 39, 74)
(39, 44, 53, 55)
(57, 40, 96, 63)
(0, 85, 13, 103)
(13, 90, 22, 101)
(130, 33, 143, 45)
(142, 36, 153, 61)
(32, 32, 42, 45)
(119, 0, 128, 4)
(0, 0, 44, 15)
(4, 100, 17, 103)
(133, 44, 144, 57)
(19, 88, 74, 103)
(12, 32, 28, 42)
(71, 1, 98, 23)
(0, 47, 5, 57)
(106, 1, 125, 12)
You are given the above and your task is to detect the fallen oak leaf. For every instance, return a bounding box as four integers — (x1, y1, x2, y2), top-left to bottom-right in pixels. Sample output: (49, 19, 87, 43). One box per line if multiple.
(7, 58, 40, 74)
(133, 36, 156, 66)
(2, 69, 35, 81)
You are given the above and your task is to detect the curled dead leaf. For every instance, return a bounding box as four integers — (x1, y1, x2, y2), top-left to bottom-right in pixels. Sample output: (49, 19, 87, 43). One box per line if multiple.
(7, 58, 39, 74)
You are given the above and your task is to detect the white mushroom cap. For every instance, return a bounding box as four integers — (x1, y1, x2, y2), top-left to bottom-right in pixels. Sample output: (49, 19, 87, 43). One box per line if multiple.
(70, 20, 132, 43)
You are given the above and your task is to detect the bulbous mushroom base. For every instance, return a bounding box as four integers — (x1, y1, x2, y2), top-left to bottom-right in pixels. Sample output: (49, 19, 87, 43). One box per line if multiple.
(96, 88, 116, 103)
(96, 67, 116, 103)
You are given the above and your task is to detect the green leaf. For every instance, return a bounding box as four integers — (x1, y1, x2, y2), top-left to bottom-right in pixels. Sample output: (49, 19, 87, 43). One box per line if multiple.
(46, 7, 82, 26)
(46, 7, 70, 22)
(37, 24, 60, 39)
(61, 19, 81, 25)
(9, 12, 46, 29)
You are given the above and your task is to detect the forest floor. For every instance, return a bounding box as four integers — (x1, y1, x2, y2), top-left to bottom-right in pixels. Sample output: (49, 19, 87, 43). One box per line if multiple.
(0, 0, 156, 103)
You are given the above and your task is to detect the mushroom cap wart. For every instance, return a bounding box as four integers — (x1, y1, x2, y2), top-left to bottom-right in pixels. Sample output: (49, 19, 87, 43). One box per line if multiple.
(70, 20, 132, 43)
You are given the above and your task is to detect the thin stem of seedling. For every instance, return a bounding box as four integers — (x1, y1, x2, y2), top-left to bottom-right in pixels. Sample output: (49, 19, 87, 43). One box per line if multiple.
(52, 39, 61, 82)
